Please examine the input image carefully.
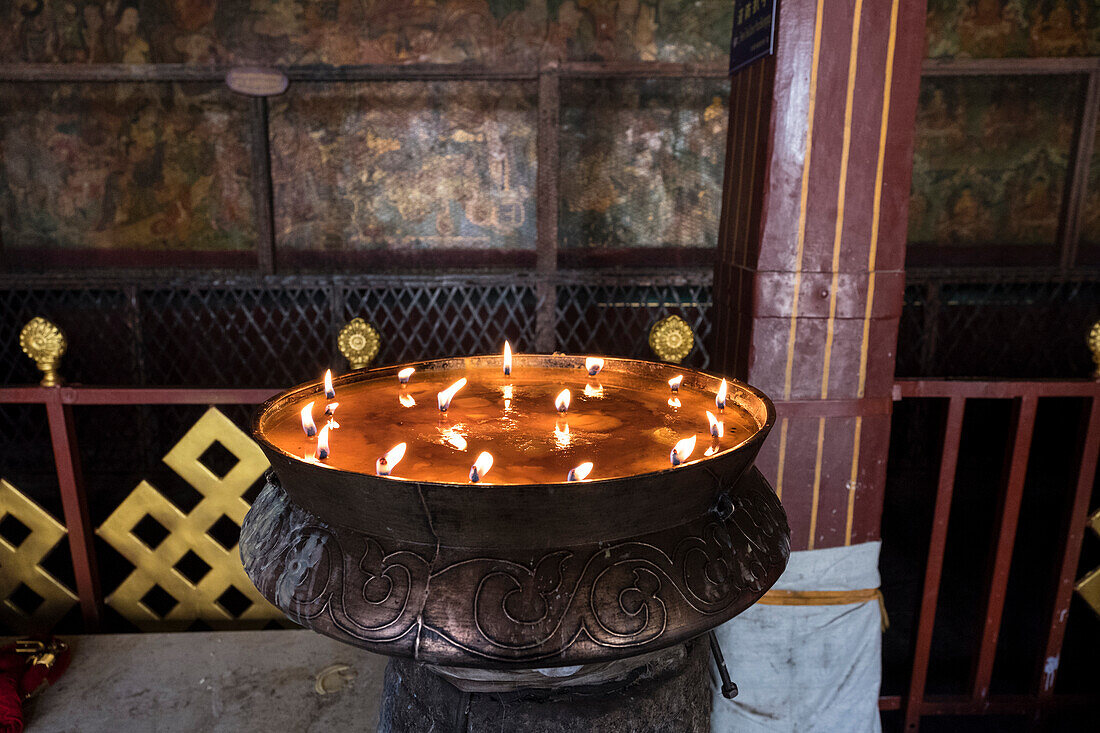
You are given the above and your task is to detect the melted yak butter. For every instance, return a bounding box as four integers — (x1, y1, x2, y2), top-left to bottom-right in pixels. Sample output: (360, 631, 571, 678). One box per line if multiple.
(264, 367, 758, 484)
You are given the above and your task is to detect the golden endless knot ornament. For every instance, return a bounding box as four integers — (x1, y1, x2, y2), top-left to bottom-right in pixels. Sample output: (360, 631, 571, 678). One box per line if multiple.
(0, 479, 78, 632)
(1088, 319, 1100, 380)
(649, 315, 695, 364)
(338, 317, 381, 370)
(19, 317, 66, 387)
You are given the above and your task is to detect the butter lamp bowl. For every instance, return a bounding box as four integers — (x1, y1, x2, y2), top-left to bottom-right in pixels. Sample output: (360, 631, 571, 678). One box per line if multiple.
(240, 354, 790, 668)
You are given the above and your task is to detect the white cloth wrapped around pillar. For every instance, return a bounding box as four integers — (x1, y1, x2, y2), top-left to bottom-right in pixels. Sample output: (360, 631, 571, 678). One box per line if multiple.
(711, 541, 883, 733)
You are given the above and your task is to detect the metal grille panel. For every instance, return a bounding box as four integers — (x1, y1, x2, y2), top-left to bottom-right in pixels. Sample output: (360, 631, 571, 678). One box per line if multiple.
(896, 276, 1100, 379)
(555, 276, 713, 369)
(341, 281, 539, 363)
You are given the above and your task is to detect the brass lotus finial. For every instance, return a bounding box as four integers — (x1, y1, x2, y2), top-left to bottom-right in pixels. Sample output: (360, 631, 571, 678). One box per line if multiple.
(1089, 319, 1100, 380)
(649, 315, 695, 364)
(338, 318, 381, 370)
(19, 317, 67, 386)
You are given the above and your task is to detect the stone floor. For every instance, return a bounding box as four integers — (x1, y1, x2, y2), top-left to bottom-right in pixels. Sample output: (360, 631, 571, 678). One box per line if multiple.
(10, 630, 388, 733)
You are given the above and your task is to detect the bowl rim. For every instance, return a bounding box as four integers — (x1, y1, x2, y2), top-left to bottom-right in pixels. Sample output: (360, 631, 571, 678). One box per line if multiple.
(250, 353, 776, 489)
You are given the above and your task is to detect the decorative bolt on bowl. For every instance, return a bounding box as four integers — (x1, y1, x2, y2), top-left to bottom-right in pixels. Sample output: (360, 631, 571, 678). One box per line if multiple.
(240, 349, 789, 669)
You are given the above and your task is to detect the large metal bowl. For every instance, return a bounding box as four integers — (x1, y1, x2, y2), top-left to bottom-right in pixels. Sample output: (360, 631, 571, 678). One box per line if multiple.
(240, 355, 789, 668)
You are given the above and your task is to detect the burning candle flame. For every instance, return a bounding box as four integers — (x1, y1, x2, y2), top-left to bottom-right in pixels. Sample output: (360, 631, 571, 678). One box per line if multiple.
(324, 402, 338, 416)
(469, 451, 494, 483)
(315, 424, 330, 460)
(670, 435, 697, 466)
(555, 389, 571, 414)
(437, 377, 468, 412)
(706, 410, 724, 438)
(399, 393, 416, 408)
(300, 401, 317, 437)
(668, 397, 681, 408)
(376, 442, 407, 476)
(567, 462, 593, 482)
(716, 379, 727, 410)
(503, 341, 512, 376)
(669, 375, 683, 392)
(585, 357, 604, 377)
(324, 369, 336, 400)
(398, 367, 415, 384)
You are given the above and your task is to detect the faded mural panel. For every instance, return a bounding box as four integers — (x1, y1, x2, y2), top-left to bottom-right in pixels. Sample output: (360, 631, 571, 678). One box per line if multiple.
(925, 0, 1100, 59)
(0, 1, 733, 66)
(269, 82, 537, 252)
(907, 75, 1082, 247)
(560, 79, 728, 250)
(0, 82, 254, 252)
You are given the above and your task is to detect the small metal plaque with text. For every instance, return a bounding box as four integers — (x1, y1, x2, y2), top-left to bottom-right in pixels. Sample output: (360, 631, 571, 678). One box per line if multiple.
(729, 0, 776, 74)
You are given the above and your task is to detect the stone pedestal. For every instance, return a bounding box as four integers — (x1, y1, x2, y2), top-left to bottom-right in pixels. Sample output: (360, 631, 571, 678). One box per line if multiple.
(377, 640, 711, 733)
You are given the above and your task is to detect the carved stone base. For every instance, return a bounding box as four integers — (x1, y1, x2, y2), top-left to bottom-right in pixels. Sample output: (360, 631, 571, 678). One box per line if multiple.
(377, 640, 711, 733)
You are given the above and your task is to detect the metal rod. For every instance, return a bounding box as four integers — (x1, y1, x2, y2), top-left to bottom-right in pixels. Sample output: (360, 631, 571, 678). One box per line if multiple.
(904, 396, 966, 732)
(707, 631, 738, 699)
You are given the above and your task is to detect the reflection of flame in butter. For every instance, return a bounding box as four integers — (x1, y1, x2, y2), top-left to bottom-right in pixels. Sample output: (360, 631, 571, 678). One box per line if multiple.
(668, 397, 681, 408)
(554, 422, 571, 449)
(440, 425, 468, 451)
(502, 384, 513, 412)
(399, 393, 416, 408)
(583, 383, 604, 398)
(704, 445, 720, 456)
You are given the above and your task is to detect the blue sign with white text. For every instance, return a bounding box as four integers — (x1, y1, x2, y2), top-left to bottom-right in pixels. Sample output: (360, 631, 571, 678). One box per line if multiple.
(729, 0, 776, 74)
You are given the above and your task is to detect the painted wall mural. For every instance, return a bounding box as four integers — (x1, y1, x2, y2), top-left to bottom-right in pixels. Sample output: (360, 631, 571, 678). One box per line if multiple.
(269, 82, 537, 252)
(925, 0, 1100, 58)
(907, 75, 1082, 247)
(0, 1, 734, 66)
(560, 79, 728, 250)
(0, 1, 732, 259)
(0, 82, 254, 252)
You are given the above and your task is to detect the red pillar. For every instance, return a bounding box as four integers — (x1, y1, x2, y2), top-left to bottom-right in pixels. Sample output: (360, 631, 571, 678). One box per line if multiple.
(713, 0, 927, 550)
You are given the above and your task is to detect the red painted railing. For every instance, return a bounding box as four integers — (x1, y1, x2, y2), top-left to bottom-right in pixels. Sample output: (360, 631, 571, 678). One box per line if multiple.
(2, 379, 1098, 729)
(886, 379, 1100, 730)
